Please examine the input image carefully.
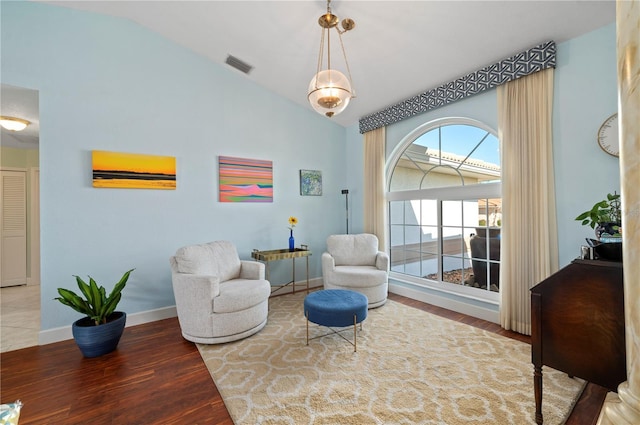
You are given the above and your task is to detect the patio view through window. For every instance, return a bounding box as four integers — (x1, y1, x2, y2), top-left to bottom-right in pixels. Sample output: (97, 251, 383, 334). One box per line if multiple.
(388, 119, 502, 297)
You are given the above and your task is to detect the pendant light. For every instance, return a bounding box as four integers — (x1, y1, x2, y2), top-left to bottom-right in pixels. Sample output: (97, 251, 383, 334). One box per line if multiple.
(307, 0, 356, 118)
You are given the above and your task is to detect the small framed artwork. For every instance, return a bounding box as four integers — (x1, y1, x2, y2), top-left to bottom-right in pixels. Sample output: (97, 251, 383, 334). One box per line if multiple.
(300, 169, 322, 196)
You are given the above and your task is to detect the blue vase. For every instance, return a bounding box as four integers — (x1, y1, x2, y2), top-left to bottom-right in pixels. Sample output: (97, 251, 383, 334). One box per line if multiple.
(289, 230, 295, 252)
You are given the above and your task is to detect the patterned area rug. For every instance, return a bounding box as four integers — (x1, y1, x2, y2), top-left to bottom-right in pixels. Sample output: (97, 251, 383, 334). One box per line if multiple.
(198, 292, 584, 424)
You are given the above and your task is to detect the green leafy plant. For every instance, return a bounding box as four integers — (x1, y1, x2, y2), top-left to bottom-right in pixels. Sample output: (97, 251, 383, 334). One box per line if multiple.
(575, 192, 621, 230)
(55, 269, 134, 326)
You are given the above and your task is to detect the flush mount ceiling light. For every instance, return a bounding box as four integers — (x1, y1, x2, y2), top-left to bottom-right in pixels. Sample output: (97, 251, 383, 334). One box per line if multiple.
(0, 116, 30, 132)
(307, 0, 356, 118)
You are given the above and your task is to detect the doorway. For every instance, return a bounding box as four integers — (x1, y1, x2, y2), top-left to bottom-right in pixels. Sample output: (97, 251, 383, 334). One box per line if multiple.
(0, 84, 40, 352)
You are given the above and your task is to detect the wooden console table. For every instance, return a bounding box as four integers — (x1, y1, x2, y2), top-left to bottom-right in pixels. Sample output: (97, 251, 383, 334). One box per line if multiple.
(530, 259, 625, 425)
(251, 246, 311, 295)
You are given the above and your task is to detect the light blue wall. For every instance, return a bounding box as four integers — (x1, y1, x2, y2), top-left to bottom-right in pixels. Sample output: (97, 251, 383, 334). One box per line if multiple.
(346, 23, 619, 305)
(345, 124, 364, 234)
(1, 2, 348, 330)
(552, 23, 619, 266)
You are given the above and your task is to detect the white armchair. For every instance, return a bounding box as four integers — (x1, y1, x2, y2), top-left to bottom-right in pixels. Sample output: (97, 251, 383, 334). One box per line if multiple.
(169, 241, 271, 344)
(321, 233, 389, 308)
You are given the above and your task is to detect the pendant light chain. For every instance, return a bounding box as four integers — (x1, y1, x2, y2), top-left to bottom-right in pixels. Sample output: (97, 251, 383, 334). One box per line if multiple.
(337, 29, 355, 98)
(314, 27, 327, 89)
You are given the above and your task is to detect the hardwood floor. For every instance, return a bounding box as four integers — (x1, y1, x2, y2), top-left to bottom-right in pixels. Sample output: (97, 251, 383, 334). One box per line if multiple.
(0, 292, 605, 424)
(1, 317, 233, 424)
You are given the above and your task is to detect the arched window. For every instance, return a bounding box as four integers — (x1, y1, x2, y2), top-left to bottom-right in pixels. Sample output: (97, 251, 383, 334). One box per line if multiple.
(387, 118, 501, 299)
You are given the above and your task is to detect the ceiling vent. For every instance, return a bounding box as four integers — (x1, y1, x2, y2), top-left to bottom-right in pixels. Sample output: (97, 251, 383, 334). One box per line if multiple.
(225, 55, 253, 75)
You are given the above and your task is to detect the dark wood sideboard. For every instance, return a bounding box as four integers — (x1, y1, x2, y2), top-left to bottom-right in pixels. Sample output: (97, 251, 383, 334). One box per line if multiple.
(530, 259, 626, 425)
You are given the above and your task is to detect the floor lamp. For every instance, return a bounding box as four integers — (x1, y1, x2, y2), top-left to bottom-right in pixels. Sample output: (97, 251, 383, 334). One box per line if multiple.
(341, 189, 349, 234)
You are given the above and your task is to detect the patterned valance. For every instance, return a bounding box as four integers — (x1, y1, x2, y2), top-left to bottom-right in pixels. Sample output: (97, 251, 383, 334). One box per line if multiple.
(358, 40, 556, 134)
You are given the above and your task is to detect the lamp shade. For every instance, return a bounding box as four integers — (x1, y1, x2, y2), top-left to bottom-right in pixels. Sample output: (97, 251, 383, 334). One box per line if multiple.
(307, 69, 352, 118)
(0, 116, 30, 132)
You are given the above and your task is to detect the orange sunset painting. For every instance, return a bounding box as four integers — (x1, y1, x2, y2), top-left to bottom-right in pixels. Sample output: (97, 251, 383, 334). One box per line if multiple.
(92, 150, 176, 189)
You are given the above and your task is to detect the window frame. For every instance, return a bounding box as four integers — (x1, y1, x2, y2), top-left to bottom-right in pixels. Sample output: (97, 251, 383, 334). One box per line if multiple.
(386, 117, 501, 304)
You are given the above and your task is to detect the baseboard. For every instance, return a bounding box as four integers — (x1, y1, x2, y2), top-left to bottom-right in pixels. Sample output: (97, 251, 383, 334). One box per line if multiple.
(38, 306, 178, 346)
(269, 277, 323, 296)
(389, 282, 500, 324)
(38, 278, 324, 346)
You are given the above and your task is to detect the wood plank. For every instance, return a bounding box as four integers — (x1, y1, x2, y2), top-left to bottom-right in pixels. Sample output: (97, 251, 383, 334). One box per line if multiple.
(564, 383, 609, 425)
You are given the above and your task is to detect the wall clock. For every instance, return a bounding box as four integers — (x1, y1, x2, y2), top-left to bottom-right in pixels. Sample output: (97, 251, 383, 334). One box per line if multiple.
(597, 113, 619, 157)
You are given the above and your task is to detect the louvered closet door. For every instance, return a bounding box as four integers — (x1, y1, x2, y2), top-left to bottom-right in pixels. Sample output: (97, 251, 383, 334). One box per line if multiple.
(1, 170, 27, 287)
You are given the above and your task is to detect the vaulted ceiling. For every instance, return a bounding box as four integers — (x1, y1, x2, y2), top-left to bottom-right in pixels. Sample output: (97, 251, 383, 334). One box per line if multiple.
(7, 0, 616, 142)
(40, 0, 615, 128)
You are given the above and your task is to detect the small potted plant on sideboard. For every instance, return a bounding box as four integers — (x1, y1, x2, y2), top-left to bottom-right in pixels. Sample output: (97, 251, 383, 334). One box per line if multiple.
(576, 192, 622, 261)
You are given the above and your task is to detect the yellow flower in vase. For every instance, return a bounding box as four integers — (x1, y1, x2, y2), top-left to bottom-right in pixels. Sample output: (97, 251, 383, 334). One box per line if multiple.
(288, 216, 298, 230)
(288, 216, 298, 251)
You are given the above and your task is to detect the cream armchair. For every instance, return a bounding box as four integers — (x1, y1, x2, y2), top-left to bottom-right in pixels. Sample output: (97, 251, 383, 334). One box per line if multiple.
(169, 240, 271, 344)
(321, 233, 389, 308)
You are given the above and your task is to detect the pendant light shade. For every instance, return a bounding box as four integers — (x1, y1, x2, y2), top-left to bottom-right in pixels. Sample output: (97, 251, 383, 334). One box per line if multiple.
(307, 69, 352, 118)
(307, 0, 356, 118)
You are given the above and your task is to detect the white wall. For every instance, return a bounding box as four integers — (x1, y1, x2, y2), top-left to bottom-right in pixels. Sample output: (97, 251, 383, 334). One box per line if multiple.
(1, 2, 348, 331)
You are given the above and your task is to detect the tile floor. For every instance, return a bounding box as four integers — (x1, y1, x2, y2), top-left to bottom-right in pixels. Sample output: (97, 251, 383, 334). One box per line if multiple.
(1, 284, 40, 352)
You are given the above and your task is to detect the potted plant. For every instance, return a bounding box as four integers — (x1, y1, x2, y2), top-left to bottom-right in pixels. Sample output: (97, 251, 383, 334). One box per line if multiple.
(55, 269, 134, 357)
(575, 191, 622, 239)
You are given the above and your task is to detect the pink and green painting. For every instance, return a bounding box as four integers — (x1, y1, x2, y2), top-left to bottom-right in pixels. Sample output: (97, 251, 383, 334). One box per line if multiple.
(219, 156, 273, 202)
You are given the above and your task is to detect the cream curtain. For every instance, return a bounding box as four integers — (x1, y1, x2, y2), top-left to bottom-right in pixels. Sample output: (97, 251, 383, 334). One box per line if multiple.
(363, 126, 387, 250)
(497, 67, 558, 335)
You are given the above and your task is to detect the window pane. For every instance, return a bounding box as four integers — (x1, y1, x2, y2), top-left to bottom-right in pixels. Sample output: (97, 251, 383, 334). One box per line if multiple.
(396, 224, 421, 278)
(463, 200, 483, 227)
(390, 222, 408, 275)
(440, 125, 497, 161)
(390, 151, 423, 191)
(488, 260, 500, 292)
(423, 253, 439, 281)
(441, 256, 472, 285)
(463, 227, 475, 259)
(477, 197, 502, 227)
(442, 200, 461, 226)
(468, 226, 501, 290)
(420, 225, 439, 256)
(442, 227, 466, 258)
(406, 200, 420, 225)
(390, 248, 406, 274)
(389, 201, 405, 225)
(418, 199, 437, 226)
(470, 259, 489, 290)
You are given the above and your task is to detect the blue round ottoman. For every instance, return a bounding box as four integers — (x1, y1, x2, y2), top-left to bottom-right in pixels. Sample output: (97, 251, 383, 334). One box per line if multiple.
(304, 289, 368, 352)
